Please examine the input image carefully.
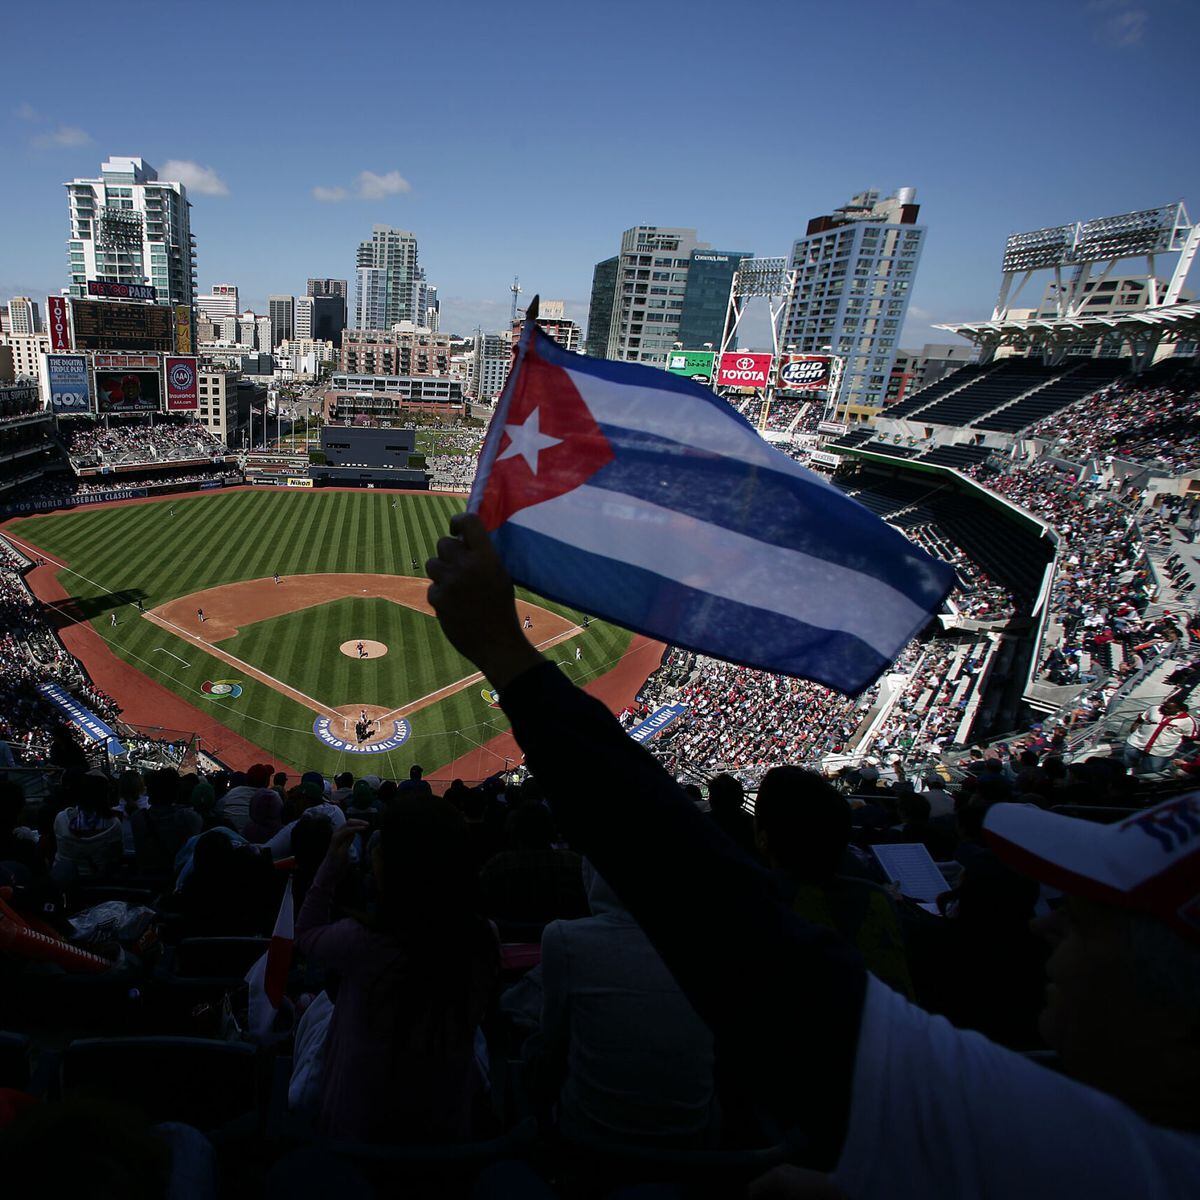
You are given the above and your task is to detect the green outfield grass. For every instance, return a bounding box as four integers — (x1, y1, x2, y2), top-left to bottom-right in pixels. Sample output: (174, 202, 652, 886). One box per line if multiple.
(10, 489, 634, 775)
(223, 596, 477, 710)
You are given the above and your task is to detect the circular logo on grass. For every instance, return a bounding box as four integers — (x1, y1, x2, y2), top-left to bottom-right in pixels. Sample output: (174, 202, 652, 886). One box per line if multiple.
(202, 679, 243, 699)
(312, 717, 411, 754)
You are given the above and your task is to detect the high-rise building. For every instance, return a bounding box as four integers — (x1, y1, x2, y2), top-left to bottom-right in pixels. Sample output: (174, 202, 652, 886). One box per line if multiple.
(6, 298, 41, 336)
(294, 295, 314, 340)
(354, 226, 418, 330)
(514, 300, 581, 353)
(64, 156, 196, 306)
(310, 294, 347, 348)
(255, 316, 273, 354)
(585, 228, 747, 365)
(308, 278, 348, 299)
(781, 188, 925, 414)
(268, 295, 294, 347)
(410, 268, 439, 331)
(196, 283, 239, 320)
(585, 257, 618, 358)
(0, 333, 50, 380)
(472, 331, 512, 400)
(677, 251, 748, 349)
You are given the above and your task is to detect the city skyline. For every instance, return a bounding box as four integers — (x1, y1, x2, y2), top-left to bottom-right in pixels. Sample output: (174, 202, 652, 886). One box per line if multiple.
(1, 0, 1198, 347)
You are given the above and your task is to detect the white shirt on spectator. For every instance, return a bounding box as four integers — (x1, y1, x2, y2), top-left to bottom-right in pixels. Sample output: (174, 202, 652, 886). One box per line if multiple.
(832, 977, 1200, 1199)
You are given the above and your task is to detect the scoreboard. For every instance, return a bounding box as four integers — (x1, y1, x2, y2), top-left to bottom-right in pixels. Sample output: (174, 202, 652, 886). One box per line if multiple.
(70, 298, 175, 353)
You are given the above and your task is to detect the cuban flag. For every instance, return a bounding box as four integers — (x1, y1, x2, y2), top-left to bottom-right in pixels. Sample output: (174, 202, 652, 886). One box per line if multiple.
(470, 313, 956, 695)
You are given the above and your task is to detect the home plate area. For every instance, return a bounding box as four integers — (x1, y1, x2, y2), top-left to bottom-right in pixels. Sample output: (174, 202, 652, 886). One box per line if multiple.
(313, 705, 411, 755)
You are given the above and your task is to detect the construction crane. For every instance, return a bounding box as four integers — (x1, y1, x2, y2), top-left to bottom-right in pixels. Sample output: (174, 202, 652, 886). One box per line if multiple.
(510, 275, 522, 322)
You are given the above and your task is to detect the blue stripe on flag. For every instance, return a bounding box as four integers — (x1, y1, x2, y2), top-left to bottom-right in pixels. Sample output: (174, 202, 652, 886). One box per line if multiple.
(531, 325, 757, 420)
(494, 521, 908, 694)
(586, 427, 956, 611)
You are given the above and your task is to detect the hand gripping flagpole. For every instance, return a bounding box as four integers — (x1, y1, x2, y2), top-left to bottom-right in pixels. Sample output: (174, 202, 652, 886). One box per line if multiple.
(468, 294, 540, 516)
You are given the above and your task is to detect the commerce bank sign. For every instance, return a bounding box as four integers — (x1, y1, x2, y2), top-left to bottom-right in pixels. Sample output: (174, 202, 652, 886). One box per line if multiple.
(716, 352, 774, 389)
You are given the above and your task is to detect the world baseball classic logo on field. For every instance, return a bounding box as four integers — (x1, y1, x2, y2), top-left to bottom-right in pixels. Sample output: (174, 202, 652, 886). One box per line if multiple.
(202, 679, 243, 700)
(312, 717, 412, 754)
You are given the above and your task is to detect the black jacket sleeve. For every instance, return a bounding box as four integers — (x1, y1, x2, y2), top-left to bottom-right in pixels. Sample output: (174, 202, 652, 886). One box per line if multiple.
(500, 660, 866, 1165)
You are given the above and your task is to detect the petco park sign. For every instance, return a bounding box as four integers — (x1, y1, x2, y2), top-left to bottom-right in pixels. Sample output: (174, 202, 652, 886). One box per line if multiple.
(716, 352, 773, 389)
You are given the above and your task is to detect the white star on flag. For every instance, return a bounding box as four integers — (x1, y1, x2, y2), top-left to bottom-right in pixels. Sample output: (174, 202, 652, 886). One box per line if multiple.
(497, 408, 562, 475)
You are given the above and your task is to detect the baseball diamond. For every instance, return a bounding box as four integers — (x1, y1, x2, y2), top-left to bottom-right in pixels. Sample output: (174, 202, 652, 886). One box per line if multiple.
(4, 488, 649, 776)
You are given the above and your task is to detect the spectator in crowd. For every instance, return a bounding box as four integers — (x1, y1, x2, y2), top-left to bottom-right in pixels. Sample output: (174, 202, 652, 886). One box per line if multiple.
(130, 768, 202, 875)
(521, 859, 718, 1147)
(479, 801, 588, 926)
(706, 772, 757, 858)
(753, 765, 913, 997)
(243, 788, 284, 845)
(296, 803, 499, 1143)
(1124, 698, 1198, 775)
(218, 764, 274, 832)
(51, 770, 123, 883)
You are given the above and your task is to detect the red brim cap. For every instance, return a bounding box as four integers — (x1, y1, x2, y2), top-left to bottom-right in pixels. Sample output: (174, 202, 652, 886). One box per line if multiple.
(984, 793, 1200, 943)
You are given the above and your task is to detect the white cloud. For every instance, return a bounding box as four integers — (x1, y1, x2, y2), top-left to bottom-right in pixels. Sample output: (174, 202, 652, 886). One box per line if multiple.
(159, 160, 230, 196)
(312, 185, 349, 203)
(312, 168, 412, 203)
(15, 102, 41, 123)
(356, 169, 410, 199)
(1090, 1, 1148, 47)
(33, 125, 92, 148)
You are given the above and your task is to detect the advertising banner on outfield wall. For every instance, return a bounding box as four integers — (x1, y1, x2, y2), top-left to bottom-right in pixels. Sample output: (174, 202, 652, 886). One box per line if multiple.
(175, 305, 192, 354)
(716, 352, 773, 390)
(286, 477, 314, 488)
(778, 354, 832, 392)
(46, 354, 92, 413)
(665, 350, 716, 384)
(164, 356, 199, 410)
(2, 487, 147, 516)
(46, 296, 72, 351)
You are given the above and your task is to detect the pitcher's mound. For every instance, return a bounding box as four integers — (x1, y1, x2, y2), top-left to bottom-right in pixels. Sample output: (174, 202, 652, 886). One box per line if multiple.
(340, 639, 388, 659)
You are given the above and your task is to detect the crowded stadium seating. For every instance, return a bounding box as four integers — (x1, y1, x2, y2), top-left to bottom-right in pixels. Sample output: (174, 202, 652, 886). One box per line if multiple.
(60, 416, 227, 468)
(3, 362, 1200, 1194)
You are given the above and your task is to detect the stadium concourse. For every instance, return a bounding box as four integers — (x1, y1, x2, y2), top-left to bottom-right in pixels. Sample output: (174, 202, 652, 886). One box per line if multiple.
(3, 368, 1200, 1197)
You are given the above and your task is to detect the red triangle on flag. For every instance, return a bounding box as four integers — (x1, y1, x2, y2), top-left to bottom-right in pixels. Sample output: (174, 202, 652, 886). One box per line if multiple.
(479, 339, 614, 531)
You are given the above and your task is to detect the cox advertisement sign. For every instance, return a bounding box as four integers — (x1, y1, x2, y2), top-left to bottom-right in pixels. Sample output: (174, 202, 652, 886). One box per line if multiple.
(778, 354, 832, 391)
(164, 355, 199, 411)
(716, 352, 773, 389)
(46, 354, 92, 413)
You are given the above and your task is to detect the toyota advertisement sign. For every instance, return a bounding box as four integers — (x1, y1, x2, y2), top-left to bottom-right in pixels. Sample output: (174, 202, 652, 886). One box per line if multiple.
(47, 296, 72, 351)
(716, 352, 773, 390)
(778, 354, 833, 392)
(164, 355, 199, 411)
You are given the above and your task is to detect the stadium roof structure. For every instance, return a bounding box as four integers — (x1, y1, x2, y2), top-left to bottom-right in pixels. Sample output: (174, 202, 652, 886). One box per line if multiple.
(937, 202, 1200, 367)
(936, 301, 1200, 359)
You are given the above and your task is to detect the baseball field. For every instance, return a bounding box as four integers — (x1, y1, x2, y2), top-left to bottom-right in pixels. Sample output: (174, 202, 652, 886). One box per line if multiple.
(6, 489, 636, 777)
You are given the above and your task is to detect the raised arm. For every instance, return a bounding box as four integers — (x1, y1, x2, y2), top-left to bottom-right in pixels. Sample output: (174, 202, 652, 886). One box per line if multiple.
(427, 514, 866, 1164)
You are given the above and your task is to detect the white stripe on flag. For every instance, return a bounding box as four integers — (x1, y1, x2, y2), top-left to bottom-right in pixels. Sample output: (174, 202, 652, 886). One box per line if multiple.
(509, 485, 931, 658)
(564, 366, 837, 488)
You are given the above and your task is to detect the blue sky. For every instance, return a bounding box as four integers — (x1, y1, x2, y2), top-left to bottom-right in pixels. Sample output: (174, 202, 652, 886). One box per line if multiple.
(1, 0, 1197, 346)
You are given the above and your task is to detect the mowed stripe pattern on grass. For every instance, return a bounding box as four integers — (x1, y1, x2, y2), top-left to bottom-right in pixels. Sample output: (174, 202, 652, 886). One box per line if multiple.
(222, 596, 477, 710)
(10, 490, 633, 776)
